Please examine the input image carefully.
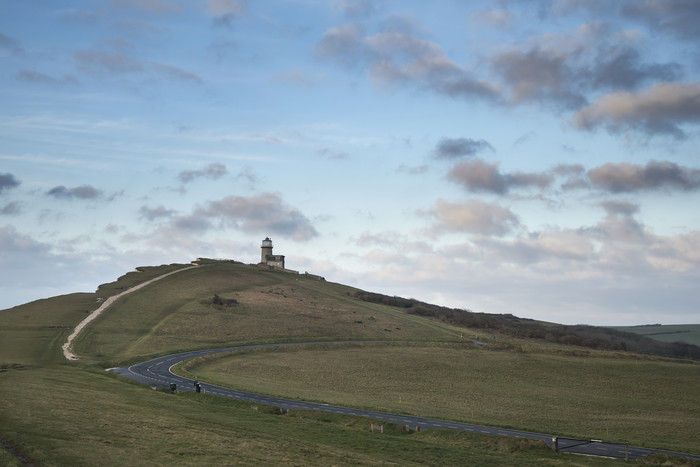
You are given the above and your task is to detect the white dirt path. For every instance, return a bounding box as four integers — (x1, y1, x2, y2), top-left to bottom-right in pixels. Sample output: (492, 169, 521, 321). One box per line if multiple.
(62, 265, 199, 361)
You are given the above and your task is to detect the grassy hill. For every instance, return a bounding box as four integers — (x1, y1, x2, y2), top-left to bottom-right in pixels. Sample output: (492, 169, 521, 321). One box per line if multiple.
(72, 262, 461, 367)
(1, 260, 699, 466)
(612, 324, 700, 347)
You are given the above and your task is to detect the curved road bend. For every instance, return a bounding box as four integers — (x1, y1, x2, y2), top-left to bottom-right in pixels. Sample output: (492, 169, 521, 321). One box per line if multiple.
(109, 341, 700, 462)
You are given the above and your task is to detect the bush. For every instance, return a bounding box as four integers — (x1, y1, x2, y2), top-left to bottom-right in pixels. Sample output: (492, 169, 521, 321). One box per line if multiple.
(211, 294, 238, 308)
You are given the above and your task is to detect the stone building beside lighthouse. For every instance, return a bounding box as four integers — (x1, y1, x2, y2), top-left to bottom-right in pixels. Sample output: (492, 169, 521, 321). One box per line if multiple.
(260, 237, 285, 269)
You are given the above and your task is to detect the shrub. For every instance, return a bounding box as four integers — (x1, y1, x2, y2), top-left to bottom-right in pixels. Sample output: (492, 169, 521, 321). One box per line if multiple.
(211, 294, 238, 308)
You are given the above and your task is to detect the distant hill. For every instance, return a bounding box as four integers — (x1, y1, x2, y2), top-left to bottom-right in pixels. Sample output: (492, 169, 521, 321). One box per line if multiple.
(612, 324, 700, 347)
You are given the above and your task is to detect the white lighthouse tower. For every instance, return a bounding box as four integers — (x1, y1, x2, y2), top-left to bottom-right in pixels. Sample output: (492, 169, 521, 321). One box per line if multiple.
(260, 237, 285, 268)
(260, 237, 273, 263)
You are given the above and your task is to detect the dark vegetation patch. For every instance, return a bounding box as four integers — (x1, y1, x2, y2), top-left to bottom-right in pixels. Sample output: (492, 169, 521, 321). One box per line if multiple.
(0, 363, 31, 373)
(211, 294, 238, 308)
(0, 362, 29, 373)
(354, 291, 700, 360)
(0, 435, 37, 467)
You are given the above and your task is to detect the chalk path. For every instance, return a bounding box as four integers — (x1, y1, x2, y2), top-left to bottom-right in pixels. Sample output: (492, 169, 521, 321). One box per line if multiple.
(62, 265, 198, 361)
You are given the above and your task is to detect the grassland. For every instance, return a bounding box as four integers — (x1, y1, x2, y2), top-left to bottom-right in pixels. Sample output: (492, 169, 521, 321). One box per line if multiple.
(614, 324, 700, 346)
(182, 342, 700, 453)
(1, 260, 699, 465)
(0, 364, 619, 466)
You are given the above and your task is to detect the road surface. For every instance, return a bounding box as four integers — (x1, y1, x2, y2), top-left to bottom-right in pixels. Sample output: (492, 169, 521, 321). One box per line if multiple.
(110, 341, 700, 461)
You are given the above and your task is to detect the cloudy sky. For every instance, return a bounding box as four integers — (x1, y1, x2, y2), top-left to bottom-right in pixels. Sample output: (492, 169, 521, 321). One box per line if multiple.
(2, 0, 700, 325)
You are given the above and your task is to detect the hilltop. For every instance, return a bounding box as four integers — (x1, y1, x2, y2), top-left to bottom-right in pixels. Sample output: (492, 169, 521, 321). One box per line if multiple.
(64, 259, 700, 366)
(1, 260, 699, 465)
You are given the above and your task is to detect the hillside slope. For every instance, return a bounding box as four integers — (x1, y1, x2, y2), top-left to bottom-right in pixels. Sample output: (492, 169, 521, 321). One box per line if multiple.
(1, 260, 699, 465)
(72, 261, 464, 366)
(613, 324, 700, 346)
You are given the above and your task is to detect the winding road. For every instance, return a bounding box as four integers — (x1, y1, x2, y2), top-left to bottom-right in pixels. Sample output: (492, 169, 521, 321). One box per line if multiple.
(110, 342, 700, 461)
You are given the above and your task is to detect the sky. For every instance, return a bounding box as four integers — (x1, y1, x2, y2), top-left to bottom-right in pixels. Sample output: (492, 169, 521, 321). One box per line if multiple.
(1, 0, 700, 326)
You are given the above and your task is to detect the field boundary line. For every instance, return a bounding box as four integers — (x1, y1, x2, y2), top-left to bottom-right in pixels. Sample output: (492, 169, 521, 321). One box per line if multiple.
(62, 265, 199, 361)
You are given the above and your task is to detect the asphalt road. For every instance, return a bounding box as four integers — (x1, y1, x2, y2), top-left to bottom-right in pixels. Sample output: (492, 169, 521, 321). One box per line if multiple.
(109, 341, 700, 461)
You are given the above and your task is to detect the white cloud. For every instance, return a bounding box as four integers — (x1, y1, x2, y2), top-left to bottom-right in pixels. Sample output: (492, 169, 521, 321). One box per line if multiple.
(574, 82, 700, 138)
(163, 193, 318, 242)
(316, 23, 501, 101)
(47, 184, 103, 200)
(177, 162, 228, 183)
(426, 199, 520, 237)
(433, 137, 493, 159)
(0, 173, 21, 193)
(331, 209, 700, 325)
(588, 160, 700, 192)
(447, 158, 553, 194)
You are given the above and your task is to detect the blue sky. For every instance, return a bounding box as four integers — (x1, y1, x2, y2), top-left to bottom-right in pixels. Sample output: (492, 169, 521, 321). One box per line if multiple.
(2, 0, 700, 325)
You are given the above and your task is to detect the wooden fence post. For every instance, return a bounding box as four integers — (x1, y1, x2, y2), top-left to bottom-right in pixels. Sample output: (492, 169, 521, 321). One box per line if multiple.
(370, 424, 384, 433)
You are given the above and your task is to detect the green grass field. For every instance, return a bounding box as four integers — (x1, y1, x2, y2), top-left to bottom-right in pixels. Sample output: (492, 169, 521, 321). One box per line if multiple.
(181, 342, 700, 452)
(1, 261, 699, 465)
(614, 324, 700, 346)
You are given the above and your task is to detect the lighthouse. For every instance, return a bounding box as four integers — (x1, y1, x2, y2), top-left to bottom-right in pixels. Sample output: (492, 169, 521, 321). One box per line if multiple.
(260, 237, 285, 268)
(261, 237, 273, 263)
